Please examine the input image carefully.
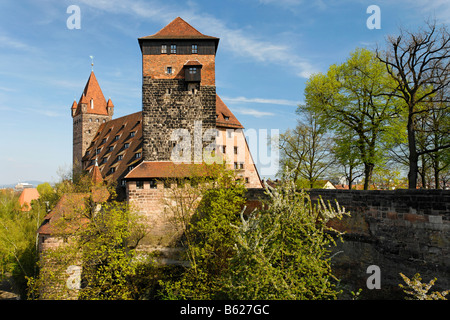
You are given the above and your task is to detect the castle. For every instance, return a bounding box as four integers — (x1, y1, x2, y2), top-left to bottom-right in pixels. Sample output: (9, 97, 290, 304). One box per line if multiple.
(68, 17, 262, 248)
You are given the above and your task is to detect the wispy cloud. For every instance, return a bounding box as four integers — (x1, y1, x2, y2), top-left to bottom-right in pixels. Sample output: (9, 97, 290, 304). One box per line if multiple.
(222, 96, 300, 106)
(0, 34, 36, 52)
(78, 0, 317, 78)
(234, 108, 275, 118)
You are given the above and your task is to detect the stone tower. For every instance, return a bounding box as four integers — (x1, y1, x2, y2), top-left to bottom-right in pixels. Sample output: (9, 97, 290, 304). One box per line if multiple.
(72, 71, 114, 169)
(137, 17, 219, 163)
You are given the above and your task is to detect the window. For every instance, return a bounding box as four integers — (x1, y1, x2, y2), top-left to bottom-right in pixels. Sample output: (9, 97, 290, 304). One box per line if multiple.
(108, 167, 115, 174)
(130, 131, 136, 138)
(234, 162, 244, 170)
(90, 99, 94, 109)
(124, 143, 130, 149)
(102, 138, 107, 144)
(101, 157, 108, 164)
(136, 181, 144, 189)
(234, 146, 238, 155)
(222, 146, 226, 154)
(170, 44, 177, 54)
(161, 44, 167, 54)
(192, 44, 198, 54)
(128, 165, 134, 172)
(135, 152, 141, 159)
(245, 177, 249, 184)
(96, 148, 101, 155)
(108, 145, 114, 152)
(164, 180, 171, 188)
(114, 135, 120, 141)
(224, 116, 230, 121)
(166, 66, 172, 74)
(117, 155, 123, 161)
(227, 130, 233, 138)
(149, 179, 157, 189)
(189, 67, 197, 74)
(121, 180, 126, 186)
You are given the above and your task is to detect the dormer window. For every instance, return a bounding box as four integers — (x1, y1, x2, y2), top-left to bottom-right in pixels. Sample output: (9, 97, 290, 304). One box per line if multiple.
(161, 44, 167, 54)
(130, 131, 136, 138)
(170, 44, 176, 54)
(192, 44, 198, 54)
(167, 66, 173, 74)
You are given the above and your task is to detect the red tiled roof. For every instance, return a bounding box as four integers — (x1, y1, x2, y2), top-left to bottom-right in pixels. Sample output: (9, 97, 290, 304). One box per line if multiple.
(124, 161, 214, 179)
(139, 17, 219, 40)
(38, 186, 110, 236)
(216, 95, 244, 129)
(18, 188, 40, 211)
(37, 193, 89, 235)
(184, 60, 203, 66)
(73, 71, 111, 116)
(90, 163, 104, 185)
(83, 111, 143, 182)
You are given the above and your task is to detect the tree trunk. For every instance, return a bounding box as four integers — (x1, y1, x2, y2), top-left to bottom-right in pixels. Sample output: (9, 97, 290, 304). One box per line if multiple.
(407, 111, 418, 189)
(363, 163, 374, 190)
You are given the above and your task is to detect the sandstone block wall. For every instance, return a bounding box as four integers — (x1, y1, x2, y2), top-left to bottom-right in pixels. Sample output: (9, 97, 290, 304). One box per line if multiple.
(246, 188, 450, 298)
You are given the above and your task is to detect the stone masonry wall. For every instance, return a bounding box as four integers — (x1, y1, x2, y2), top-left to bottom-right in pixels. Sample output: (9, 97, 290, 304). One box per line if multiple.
(142, 78, 216, 162)
(73, 112, 111, 168)
(246, 188, 450, 298)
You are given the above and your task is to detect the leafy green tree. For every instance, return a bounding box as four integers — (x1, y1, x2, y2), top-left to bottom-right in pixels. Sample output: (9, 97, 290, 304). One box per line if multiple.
(0, 189, 45, 298)
(158, 165, 246, 299)
(303, 48, 401, 189)
(223, 176, 348, 300)
(78, 201, 144, 300)
(27, 176, 145, 300)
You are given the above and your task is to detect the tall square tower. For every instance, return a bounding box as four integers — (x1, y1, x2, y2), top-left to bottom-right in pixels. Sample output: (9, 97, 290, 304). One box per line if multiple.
(138, 17, 219, 162)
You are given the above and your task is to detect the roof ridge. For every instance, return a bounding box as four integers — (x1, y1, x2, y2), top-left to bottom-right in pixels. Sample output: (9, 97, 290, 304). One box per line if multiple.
(139, 17, 218, 40)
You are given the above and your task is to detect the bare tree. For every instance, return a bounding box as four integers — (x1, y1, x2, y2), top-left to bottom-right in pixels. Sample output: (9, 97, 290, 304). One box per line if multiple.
(278, 109, 335, 188)
(376, 20, 450, 189)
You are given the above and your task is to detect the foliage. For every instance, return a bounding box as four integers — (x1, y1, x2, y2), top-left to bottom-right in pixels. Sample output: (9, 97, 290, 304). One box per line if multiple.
(78, 201, 143, 300)
(159, 166, 349, 300)
(223, 176, 348, 300)
(27, 174, 146, 300)
(0, 189, 45, 298)
(399, 273, 449, 300)
(303, 47, 402, 189)
(159, 164, 247, 299)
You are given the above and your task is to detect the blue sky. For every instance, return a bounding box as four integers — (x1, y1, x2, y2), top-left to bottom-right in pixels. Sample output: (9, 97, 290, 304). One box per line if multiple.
(0, 0, 448, 184)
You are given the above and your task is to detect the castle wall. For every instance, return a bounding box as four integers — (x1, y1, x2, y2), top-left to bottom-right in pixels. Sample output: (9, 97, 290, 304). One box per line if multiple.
(246, 188, 450, 298)
(142, 78, 216, 162)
